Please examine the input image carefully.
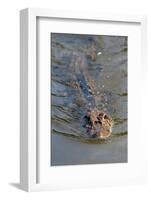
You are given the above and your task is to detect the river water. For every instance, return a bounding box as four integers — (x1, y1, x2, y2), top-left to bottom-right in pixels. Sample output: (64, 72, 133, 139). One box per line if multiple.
(51, 33, 127, 166)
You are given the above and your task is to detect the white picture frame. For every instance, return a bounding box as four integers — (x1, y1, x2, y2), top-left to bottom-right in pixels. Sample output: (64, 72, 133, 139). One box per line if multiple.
(20, 8, 147, 192)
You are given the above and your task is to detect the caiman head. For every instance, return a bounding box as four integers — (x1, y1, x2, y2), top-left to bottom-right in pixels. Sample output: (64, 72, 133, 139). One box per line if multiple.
(84, 109, 113, 139)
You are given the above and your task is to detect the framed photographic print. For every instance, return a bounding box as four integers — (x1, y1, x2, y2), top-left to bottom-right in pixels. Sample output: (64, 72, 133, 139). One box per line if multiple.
(20, 8, 147, 191)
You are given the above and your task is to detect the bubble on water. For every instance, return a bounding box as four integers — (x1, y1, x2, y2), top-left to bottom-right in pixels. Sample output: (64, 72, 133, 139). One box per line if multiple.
(63, 92, 67, 96)
(97, 91, 100, 95)
(97, 52, 102, 55)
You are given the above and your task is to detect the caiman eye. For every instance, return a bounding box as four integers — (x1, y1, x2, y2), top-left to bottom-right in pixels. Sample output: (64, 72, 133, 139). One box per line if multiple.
(99, 112, 104, 117)
(104, 114, 108, 119)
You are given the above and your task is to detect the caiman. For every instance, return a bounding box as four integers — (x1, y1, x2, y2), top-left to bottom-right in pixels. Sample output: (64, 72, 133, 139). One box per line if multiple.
(69, 51, 113, 139)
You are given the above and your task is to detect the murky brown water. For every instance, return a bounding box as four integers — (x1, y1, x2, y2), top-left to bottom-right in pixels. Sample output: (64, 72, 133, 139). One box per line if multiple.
(51, 33, 127, 166)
